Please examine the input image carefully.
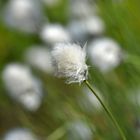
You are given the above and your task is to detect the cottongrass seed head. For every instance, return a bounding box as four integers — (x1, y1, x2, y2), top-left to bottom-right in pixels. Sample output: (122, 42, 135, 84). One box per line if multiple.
(24, 45, 54, 74)
(3, 0, 44, 33)
(67, 120, 93, 140)
(88, 38, 123, 73)
(51, 43, 88, 84)
(2, 64, 43, 111)
(40, 24, 71, 45)
(4, 128, 38, 140)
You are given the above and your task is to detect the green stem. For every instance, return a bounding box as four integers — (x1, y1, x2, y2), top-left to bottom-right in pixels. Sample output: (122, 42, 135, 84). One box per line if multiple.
(84, 80, 126, 140)
(47, 126, 66, 140)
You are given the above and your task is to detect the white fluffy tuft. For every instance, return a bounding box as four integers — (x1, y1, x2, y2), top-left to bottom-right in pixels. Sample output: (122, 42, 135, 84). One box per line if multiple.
(3, 0, 43, 33)
(2, 64, 42, 111)
(4, 128, 38, 140)
(88, 38, 123, 72)
(51, 43, 88, 84)
(24, 46, 54, 74)
(40, 24, 71, 45)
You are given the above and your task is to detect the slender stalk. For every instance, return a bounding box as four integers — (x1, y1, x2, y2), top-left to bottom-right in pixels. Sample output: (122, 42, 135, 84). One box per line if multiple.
(47, 126, 66, 140)
(84, 80, 126, 140)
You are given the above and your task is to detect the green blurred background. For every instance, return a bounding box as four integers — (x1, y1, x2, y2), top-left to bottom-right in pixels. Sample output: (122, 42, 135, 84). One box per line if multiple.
(0, 0, 140, 140)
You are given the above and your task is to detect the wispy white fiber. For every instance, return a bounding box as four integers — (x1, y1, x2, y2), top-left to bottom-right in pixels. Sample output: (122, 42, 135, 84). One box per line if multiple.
(51, 43, 88, 84)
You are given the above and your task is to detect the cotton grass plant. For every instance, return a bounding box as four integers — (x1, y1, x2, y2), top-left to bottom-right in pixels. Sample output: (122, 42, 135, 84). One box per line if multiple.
(2, 64, 43, 111)
(0, 0, 139, 139)
(3, 0, 44, 33)
(4, 128, 38, 140)
(51, 42, 126, 140)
